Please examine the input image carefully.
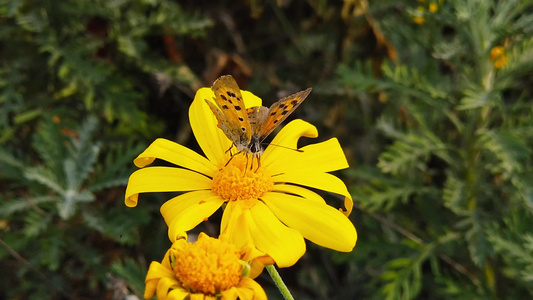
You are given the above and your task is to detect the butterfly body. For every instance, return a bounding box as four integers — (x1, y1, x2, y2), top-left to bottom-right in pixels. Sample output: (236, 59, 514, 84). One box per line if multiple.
(205, 75, 312, 156)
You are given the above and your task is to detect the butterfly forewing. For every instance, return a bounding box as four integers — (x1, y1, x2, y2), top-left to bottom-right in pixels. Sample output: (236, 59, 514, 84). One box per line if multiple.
(210, 75, 252, 149)
(258, 88, 312, 141)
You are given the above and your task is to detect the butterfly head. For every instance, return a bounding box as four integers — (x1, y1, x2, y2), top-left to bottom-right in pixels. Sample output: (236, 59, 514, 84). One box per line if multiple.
(247, 134, 264, 155)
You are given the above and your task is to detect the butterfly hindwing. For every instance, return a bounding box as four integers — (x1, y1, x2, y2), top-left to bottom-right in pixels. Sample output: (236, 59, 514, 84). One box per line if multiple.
(210, 75, 252, 150)
(247, 106, 269, 136)
(258, 88, 312, 141)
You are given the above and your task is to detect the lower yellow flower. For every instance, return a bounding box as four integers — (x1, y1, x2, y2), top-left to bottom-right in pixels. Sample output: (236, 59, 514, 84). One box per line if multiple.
(125, 86, 357, 267)
(144, 232, 267, 300)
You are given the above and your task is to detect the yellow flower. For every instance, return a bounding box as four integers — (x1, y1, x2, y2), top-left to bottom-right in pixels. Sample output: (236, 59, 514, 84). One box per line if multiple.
(413, 6, 426, 25)
(125, 87, 357, 267)
(429, 2, 438, 13)
(144, 232, 267, 300)
(490, 46, 508, 69)
(413, 0, 441, 24)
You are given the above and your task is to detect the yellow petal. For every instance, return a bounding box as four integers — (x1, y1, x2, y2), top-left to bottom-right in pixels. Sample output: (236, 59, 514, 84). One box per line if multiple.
(134, 138, 217, 176)
(271, 171, 353, 215)
(262, 192, 357, 252)
(261, 119, 318, 166)
(248, 257, 268, 279)
(190, 87, 231, 165)
(272, 183, 325, 204)
(145, 261, 174, 281)
(157, 277, 181, 300)
(189, 293, 207, 300)
(162, 191, 225, 242)
(233, 283, 254, 300)
(125, 167, 212, 207)
(220, 287, 238, 300)
(343, 195, 354, 216)
(166, 285, 190, 300)
(144, 261, 174, 299)
(241, 90, 262, 108)
(238, 277, 267, 300)
(264, 138, 349, 175)
(220, 201, 254, 251)
(221, 201, 306, 268)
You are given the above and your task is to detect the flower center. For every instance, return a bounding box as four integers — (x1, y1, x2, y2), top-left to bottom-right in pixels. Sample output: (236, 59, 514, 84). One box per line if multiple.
(173, 234, 242, 295)
(212, 154, 273, 202)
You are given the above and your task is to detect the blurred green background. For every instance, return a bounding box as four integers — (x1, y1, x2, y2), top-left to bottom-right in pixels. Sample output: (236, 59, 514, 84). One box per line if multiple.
(1, 0, 532, 299)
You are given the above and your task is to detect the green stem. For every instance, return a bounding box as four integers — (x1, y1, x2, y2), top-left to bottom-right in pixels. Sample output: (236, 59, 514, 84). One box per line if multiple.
(265, 265, 294, 300)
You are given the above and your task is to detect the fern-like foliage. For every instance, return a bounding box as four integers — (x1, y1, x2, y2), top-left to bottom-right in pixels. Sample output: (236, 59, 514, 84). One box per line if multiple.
(24, 118, 99, 219)
(338, 0, 533, 299)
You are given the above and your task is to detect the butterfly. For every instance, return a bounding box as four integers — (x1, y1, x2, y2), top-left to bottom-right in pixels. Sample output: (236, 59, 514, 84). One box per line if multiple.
(205, 75, 312, 157)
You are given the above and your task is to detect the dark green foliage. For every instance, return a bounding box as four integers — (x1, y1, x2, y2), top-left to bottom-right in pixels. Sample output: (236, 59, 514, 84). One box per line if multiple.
(336, 0, 533, 299)
(0, 0, 532, 299)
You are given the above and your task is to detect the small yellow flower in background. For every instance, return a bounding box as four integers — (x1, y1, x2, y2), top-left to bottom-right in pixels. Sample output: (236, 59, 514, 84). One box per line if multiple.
(490, 46, 508, 69)
(125, 85, 357, 268)
(144, 232, 267, 300)
(413, 0, 442, 24)
(413, 6, 426, 25)
(429, 2, 438, 13)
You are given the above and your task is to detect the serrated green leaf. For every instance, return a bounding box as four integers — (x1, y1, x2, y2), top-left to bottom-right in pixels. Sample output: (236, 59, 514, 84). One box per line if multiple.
(24, 166, 65, 195)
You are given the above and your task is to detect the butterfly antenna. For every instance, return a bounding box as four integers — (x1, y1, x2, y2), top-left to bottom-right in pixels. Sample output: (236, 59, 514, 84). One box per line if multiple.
(264, 143, 304, 152)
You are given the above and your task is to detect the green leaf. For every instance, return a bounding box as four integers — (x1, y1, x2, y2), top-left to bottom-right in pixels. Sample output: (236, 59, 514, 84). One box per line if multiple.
(24, 166, 65, 195)
(478, 129, 530, 178)
(442, 175, 467, 214)
(378, 134, 448, 175)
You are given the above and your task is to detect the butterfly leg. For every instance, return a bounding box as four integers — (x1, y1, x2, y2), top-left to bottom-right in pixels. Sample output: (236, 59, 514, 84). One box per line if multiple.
(243, 152, 250, 177)
(246, 152, 260, 172)
(223, 150, 241, 168)
(225, 143, 235, 154)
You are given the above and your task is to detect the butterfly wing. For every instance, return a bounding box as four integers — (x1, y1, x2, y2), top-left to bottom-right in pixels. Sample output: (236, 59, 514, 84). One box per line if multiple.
(258, 87, 312, 141)
(247, 106, 268, 135)
(209, 75, 252, 150)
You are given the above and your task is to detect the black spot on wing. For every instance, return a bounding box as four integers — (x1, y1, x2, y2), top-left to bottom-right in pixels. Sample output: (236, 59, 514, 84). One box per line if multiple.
(241, 127, 246, 132)
(281, 110, 289, 115)
(234, 105, 242, 111)
(273, 120, 279, 124)
(227, 91, 237, 98)
(222, 105, 229, 110)
(238, 117, 244, 122)
(221, 94, 227, 101)
(270, 112, 276, 116)
(291, 100, 299, 106)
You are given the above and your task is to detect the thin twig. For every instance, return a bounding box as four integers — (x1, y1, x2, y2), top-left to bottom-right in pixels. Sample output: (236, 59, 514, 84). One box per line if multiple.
(356, 204, 477, 280)
(0, 238, 77, 299)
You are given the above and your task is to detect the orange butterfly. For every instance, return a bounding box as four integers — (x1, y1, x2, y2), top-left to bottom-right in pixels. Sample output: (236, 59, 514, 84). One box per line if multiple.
(205, 75, 312, 157)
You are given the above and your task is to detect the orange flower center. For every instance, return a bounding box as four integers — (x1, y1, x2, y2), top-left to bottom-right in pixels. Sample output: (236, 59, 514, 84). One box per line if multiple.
(173, 234, 242, 295)
(212, 154, 273, 202)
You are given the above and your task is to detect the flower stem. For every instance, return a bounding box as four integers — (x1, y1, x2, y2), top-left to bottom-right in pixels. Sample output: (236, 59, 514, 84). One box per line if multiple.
(266, 265, 294, 300)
